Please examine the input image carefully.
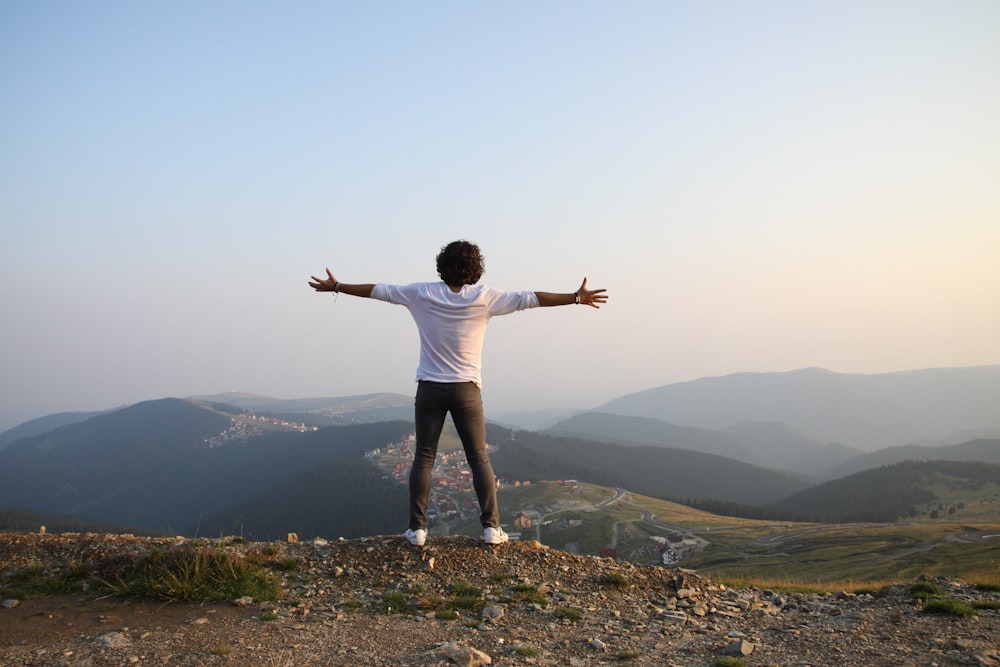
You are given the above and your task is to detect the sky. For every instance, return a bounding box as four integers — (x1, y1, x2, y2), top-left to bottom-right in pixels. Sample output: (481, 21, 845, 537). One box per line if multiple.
(2, 1, 998, 430)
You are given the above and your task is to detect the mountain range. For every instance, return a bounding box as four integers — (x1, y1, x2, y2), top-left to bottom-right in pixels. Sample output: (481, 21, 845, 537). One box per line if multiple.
(595, 365, 1000, 451)
(0, 365, 997, 540)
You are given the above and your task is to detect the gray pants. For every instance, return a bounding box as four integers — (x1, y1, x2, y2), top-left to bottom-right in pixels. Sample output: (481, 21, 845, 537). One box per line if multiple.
(409, 381, 500, 531)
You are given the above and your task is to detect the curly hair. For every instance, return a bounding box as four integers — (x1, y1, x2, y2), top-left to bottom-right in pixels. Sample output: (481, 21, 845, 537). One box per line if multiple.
(436, 240, 485, 286)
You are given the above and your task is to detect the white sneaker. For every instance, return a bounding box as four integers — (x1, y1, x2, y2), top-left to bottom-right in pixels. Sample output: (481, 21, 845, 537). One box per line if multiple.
(404, 528, 426, 546)
(483, 527, 508, 545)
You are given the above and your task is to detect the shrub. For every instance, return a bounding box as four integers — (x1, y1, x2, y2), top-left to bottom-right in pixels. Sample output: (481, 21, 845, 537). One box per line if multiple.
(448, 595, 483, 611)
(449, 581, 482, 597)
(555, 606, 582, 623)
(922, 599, 976, 617)
(378, 590, 409, 615)
(99, 548, 281, 602)
(601, 572, 630, 588)
(1, 562, 93, 599)
(514, 644, 539, 657)
(910, 582, 944, 601)
(505, 583, 547, 605)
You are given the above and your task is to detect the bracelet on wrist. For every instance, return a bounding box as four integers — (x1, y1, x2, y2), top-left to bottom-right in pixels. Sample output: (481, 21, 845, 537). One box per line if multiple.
(574, 291, 580, 304)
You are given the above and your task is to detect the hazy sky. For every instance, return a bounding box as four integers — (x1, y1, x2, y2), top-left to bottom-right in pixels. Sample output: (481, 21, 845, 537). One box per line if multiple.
(2, 1, 998, 430)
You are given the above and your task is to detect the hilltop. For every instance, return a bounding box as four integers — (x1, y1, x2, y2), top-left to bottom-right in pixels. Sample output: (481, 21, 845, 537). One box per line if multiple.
(2, 531, 999, 666)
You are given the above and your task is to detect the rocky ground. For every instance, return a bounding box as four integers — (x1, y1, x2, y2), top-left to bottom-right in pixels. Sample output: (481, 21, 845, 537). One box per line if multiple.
(1, 531, 999, 667)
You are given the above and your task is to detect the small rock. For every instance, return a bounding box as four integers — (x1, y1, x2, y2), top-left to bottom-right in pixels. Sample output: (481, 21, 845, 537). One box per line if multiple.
(2, 599, 21, 609)
(481, 604, 504, 622)
(444, 645, 492, 666)
(234, 596, 254, 607)
(95, 631, 129, 649)
(722, 639, 755, 656)
(590, 638, 607, 651)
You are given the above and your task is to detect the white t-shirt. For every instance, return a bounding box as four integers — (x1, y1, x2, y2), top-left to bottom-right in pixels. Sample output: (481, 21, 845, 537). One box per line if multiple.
(371, 281, 539, 386)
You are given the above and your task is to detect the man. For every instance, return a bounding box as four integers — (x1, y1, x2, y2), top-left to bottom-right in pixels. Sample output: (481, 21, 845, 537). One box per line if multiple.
(309, 240, 607, 546)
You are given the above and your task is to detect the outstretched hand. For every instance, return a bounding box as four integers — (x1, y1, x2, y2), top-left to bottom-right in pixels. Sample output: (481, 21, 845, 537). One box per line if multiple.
(308, 268, 338, 292)
(577, 277, 608, 309)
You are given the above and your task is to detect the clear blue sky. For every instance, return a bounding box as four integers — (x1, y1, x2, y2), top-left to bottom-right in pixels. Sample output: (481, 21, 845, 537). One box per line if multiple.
(2, 1, 998, 430)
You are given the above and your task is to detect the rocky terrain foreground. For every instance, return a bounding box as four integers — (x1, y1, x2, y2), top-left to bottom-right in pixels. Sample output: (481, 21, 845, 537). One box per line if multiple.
(1, 532, 998, 667)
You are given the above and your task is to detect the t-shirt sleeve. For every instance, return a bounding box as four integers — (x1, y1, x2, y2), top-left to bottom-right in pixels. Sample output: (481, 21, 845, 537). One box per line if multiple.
(487, 289, 539, 316)
(371, 283, 414, 305)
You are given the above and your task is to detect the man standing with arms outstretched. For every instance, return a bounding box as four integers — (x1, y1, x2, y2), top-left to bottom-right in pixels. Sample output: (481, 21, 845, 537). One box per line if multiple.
(309, 240, 608, 546)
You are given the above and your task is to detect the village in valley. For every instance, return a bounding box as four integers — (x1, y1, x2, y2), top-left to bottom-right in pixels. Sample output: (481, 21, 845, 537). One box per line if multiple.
(365, 433, 706, 567)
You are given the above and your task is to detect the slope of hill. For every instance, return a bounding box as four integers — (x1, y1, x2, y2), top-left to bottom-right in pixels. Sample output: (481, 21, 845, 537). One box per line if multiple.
(487, 424, 810, 506)
(0, 398, 414, 533)
(197, 458, 408, 540)
(0, 410, 111, 451)
(598, 365, 1000, 451)
(544, 411, 863, 476)
(821, 439, 1000, 481)
(544, 411, 753, 462)
(769, 460, 1000, 523)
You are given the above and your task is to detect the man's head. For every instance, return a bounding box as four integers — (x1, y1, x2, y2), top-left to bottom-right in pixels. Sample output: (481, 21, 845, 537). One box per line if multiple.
(436, 240, 485, 287)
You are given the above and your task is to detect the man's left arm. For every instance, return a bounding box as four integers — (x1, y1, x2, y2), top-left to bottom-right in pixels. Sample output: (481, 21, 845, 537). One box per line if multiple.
(535, 278, 608, 309)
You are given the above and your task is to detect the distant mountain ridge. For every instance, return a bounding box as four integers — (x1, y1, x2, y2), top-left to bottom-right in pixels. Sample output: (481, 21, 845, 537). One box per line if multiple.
(187, 391, 413, 424)
(597, 365, 1000, 451)
(0, 410, 109, 450)
(543, 411, 859, 476)
(0, 398, 413, 536)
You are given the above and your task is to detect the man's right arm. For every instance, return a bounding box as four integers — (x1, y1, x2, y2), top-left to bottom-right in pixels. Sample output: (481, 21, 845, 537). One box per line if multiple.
(308, 269, 375, 298)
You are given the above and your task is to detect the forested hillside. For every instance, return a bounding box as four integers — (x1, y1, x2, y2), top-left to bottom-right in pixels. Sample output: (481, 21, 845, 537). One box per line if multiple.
(769, 460, 1000, 522)
(487, 424, 809, 506)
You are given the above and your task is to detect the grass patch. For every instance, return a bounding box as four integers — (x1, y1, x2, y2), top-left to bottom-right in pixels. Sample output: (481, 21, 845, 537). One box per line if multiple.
(617, 650, 640, 661)
(1, 562, 93, 599)
(378, 590, 409, 615)
(922, 599, 977, 617)
(555, 606, 583, 623)
(443, 580, 484, 611)
(273, 557, 300, 571)
(260, 609, 279, 621)
(449, 581, 483, 597)
(971, 600, 1000, 610)
(448, 595, 483, 611)
(98, 548, 281, 602)
(601, 572, 630, 588)
(715, 658, 745, 667)
(683, 521, 1000, 584)
(514, 644, 539, 657)
(504, 583, 547, 605)
(911, 581, 945, 601)
(434, 609, 460, 620)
